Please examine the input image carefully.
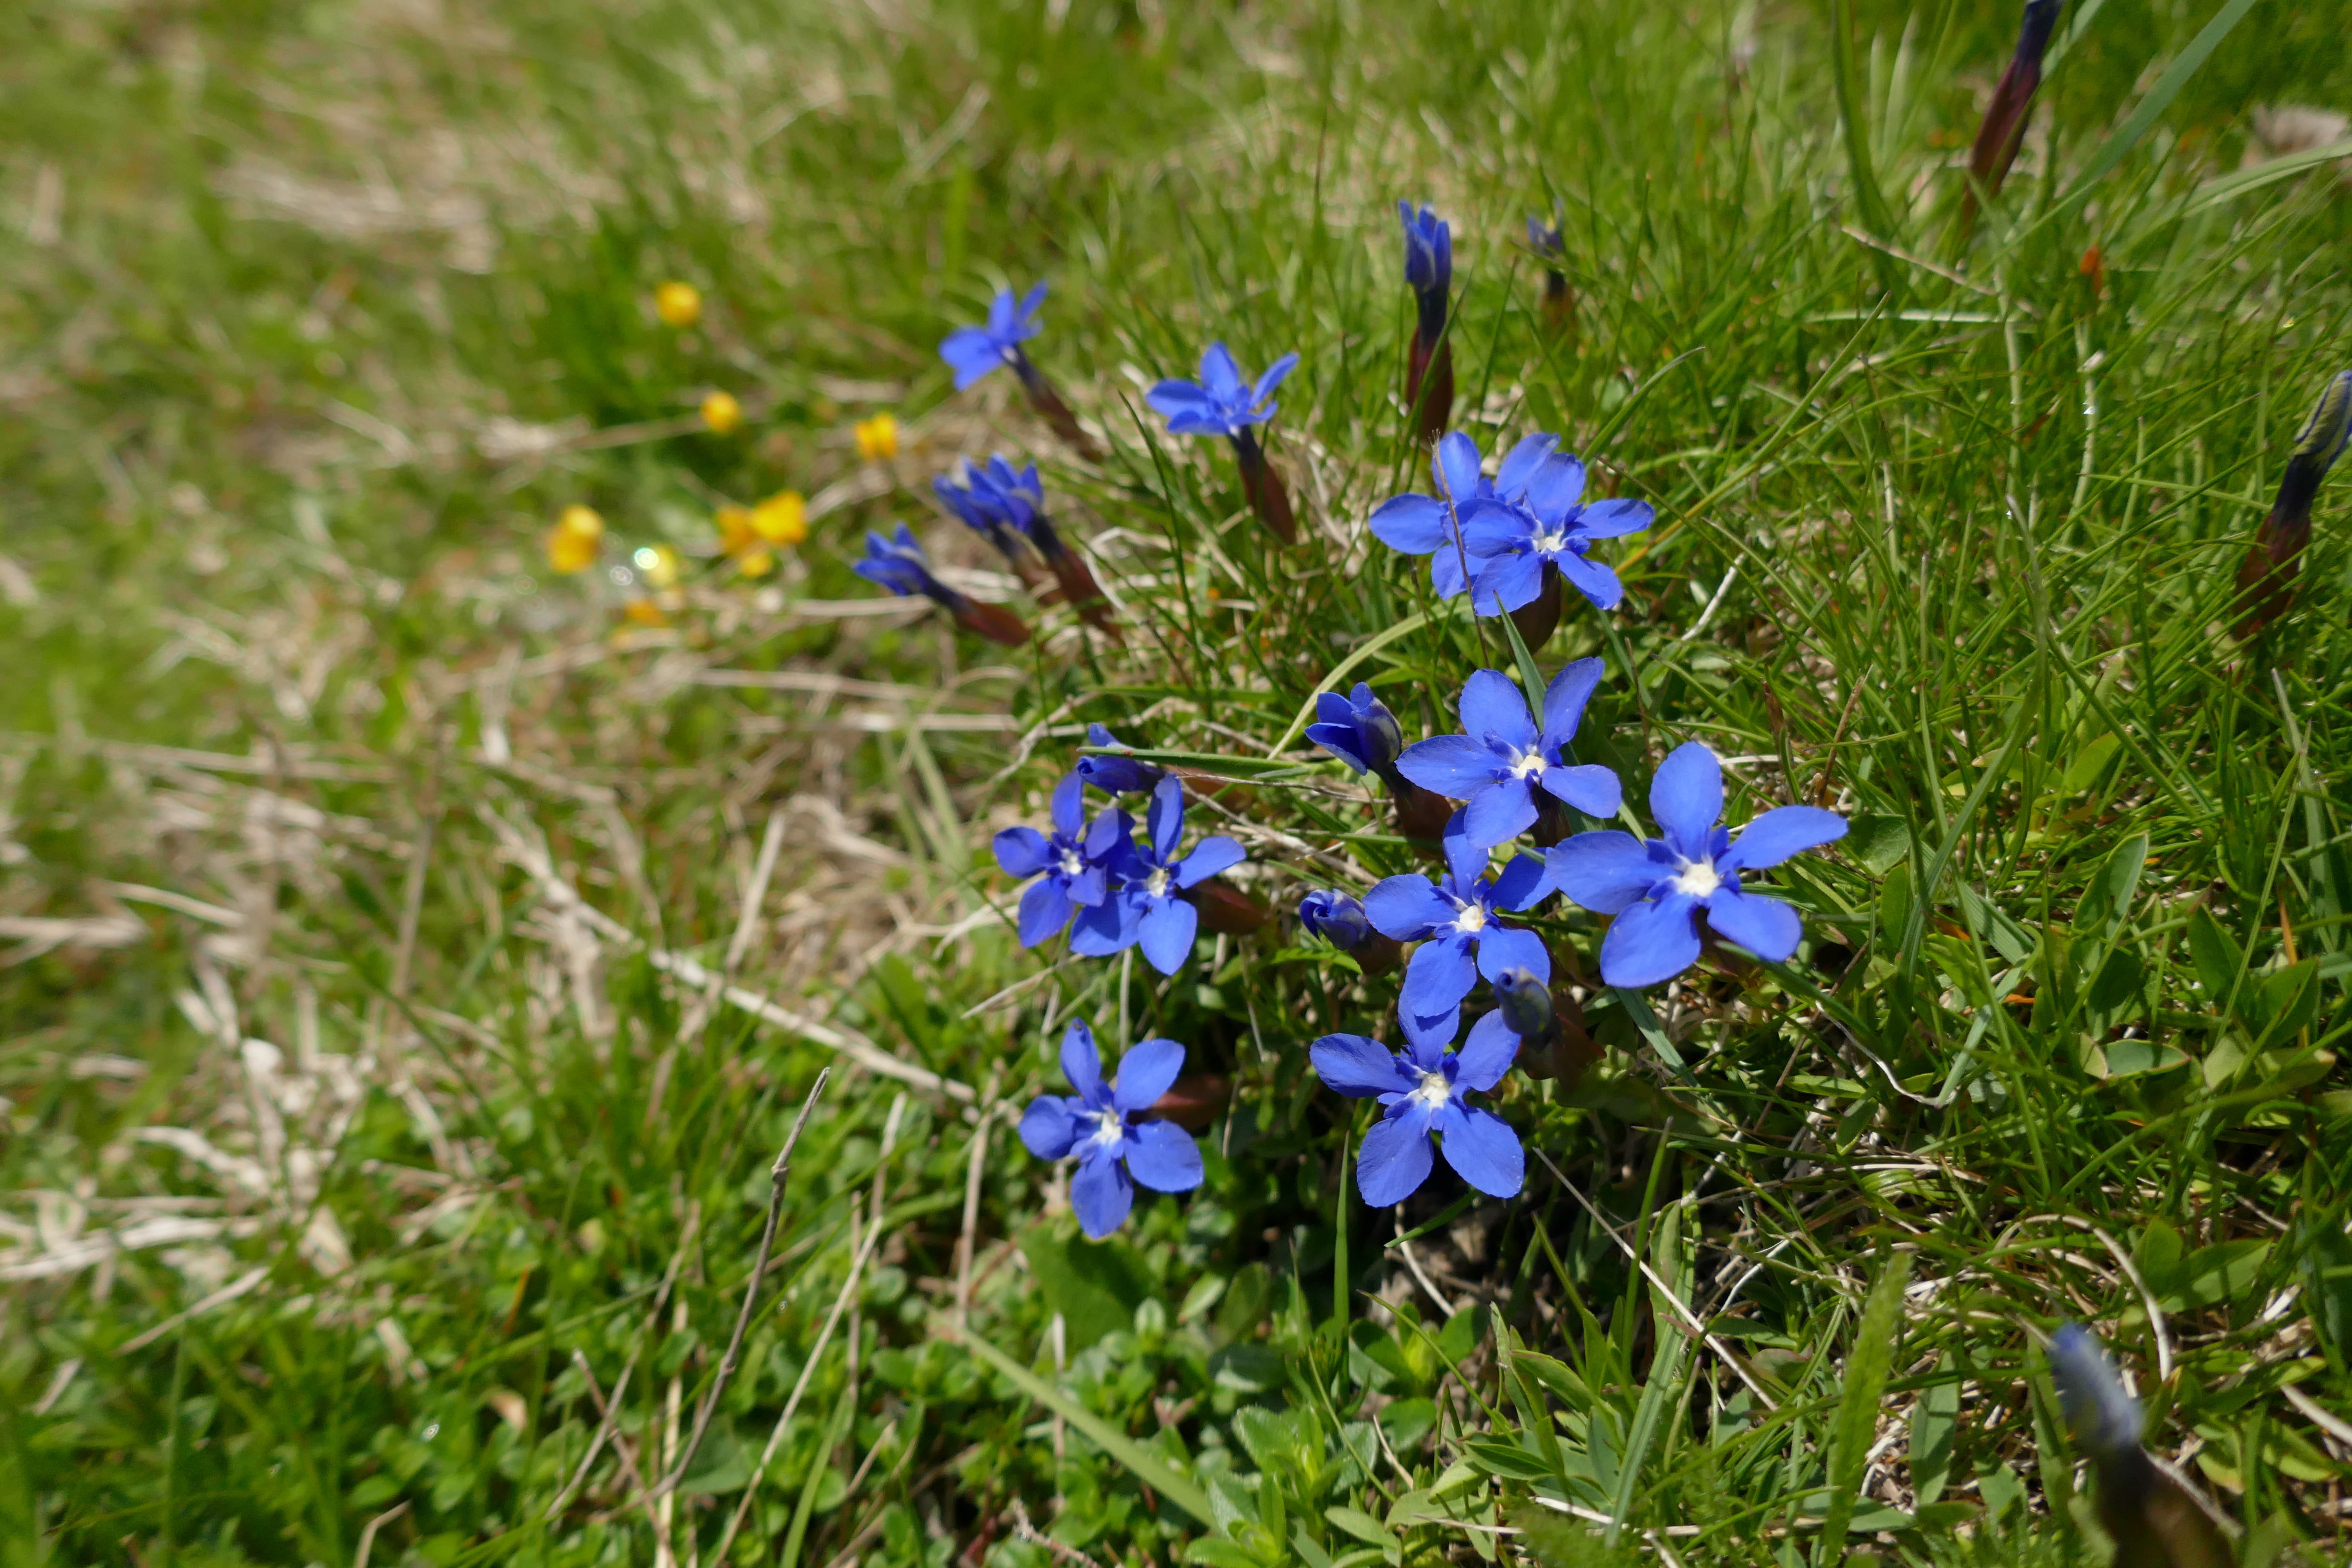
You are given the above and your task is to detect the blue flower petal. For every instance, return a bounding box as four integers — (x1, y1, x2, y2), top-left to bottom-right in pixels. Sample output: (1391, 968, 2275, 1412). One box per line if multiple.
(1452, 1010, 1520, 1092)
(940, 328, 1005, 390)
(1495, 433, 1559, 498)
(1434, 432, 1483, 504)
(1173, 835, 1245, 888)
(1019, 1096, 1081, 1160)
(1540, 658, 1605, 750)
(1369, 493, 1449, 554)
(1307, 721, 1372, 774)
(1457, 669, 1535, 751)
(1200, 342, 1245, 400)
(1541, 763, 1623, 820)
(1490, 850, 1552, 913)
(1014, 282, 1048, 332)
(1017, 878, 1075, 947)
(1145, 380, 1212, 419)
(1718, 806, 1848, 873)
(1124, 1119, 1205, 1193)
(1430, 546, 1473, 600)
(1111, 1038, 1186, 1113)
(1547, 831, 1656, 913)
(1460, 779, 1537, 848)
(994, 826, 1052, 878)
(1068, 897, 1139, 956)
(1433, 1102, 1524, 1198)
(1474, 924, 1550, 987)
(1251, 352, 1301, 408)
(1397, 1004, 1461, 1057)
(1556, 550, 1622, 611)
(1599, 891, 1704, 988)
(1577, 497, 1654, 538)
(1137, 896, 1198, 975)
(1400, 933, 1479, 1017)
(1066, 863, 1108, 907)
(1070, 1148, 1135, 1238)
(1060, 1021, 1108, 1105)
(1356, 1107, 1436, 1207)
(1050, 772, 1087, 838)
(1363, 874, 1450, 940)
(1473, 551, 1547, 614)
(1396, 734, 1498, 798)
(1702, 887, 1803, 962)
(1145, 775, 1186, 862)
(1521, 453, 1587, 519)
(1313, 1034, 1412, 1097)
(1648, 743, 1722, 860)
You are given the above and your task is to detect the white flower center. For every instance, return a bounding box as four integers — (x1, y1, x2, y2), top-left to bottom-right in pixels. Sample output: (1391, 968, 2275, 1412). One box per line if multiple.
(1089, 1110, 1125, 1149)
(1145, 867, 1172, 899)
(1454, 901, 1488, 934)
(1507, 746, 1547, 780)
(1672, 858, 1722, 898)
(1058, 848, 1085, 878)
(1410, 1070, 1452, 1110)
(1531, 527, 1568, 554)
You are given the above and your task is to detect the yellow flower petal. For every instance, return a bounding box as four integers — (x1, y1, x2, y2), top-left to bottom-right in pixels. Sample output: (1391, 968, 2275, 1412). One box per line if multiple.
(654, 281, 702, 329)
(750, 491, 808, 546)
(557, 504, 605, 541)
(701, 390, 742, 435)
(854, 413, 900, 462)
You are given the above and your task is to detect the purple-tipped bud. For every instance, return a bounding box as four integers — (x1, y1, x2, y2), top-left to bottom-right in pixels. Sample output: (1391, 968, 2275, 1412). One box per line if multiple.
(1964, 0, 2064, 221)
(1299, 890, 1373, 948)
(1305, 683, 1403, 777)
(1399, 202, 1452, 346)
(853, 524, 1029, 648)
(1491, 968, 1555, 1048)
(2048, 1324, 2144, 1464)
(2236, 369, 2352, 638)
(1525, 215, 1565, 263)
(1075, 725, 1166, 795)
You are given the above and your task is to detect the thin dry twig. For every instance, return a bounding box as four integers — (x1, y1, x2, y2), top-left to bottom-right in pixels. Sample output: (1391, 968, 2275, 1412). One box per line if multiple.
(643, 1067, 832, 1505)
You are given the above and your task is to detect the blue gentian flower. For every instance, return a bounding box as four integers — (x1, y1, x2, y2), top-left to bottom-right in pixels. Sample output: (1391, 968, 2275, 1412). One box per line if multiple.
(1395, 662, 1620, 848)
(1369, 431, 1561, 603)
(933, 464, 1029, 567)
(1306, 683, 1404, 777)
(992, 773, 1131, 946)
(852, 524, 1030, 647)
(1147, 343, 1300, 437)
(1365, 816, 1551, 1020)
(1298, 889, 1374, 948)
(1075, 724, 1165, 796)
(1072, 776, 1246, 974)
(1311, 1003, 1523, 1206)
(1460, 446, 1653, 614)
(939, 284, 1047, 391)
(1399, 202, 1452, 347)
(1018, 1021, 1204, 1239)
(1547, 742, 1846, 988)
(938, 453, 1113, 628)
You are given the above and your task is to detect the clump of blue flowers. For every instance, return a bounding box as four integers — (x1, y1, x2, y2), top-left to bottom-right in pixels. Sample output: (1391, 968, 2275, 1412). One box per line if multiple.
(1370, 432, 1553, 606)
(1548, 741, 1845, 988)
(1311, 1002, 1522, 1206)
(1073, 776, 1248, 975)
(1148, 342, 1303, 545)
(1365, 818, 1550, 1021)
(935, 455, 1113, 631)
(1399, 201, 1453, 444)
(992, 773, 1130, 946)
(1018, 1022, 1203, 1239)
(852, 524, 1030, 649)
(937, 282, 1101, 459)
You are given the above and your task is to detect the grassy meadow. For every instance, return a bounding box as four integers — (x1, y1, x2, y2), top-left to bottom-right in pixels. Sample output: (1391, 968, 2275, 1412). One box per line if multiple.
(6, 0, 2352, 1564)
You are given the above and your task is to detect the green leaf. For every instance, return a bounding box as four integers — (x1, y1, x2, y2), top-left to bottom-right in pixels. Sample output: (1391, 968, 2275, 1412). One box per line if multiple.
(2086, 945, 2145, 1018)
(2077, 833, 2148, 942)
(1908, 1354, 1959, 1507)
(1816, 1249, 1913, 1560)
(2185, 906, 2242, 1010)
(2300, 1210, 2352, 1376)
(960, 1330, 1219, 1530)
(2173, 1239, 2272, 1312)
(1019, 1225, 1153, 1351)
(2055, 0, 2260, 217)
(1326, 1507, 1388, 1547)
(1845, 814, 1911, 876)
(2058, 734, 2122, 796)
(1827, 0, 1895, 239)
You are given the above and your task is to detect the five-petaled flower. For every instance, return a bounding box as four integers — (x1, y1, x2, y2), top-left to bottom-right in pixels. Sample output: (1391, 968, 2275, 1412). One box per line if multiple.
(1365, 817, 1551, 1020)
(1547, 741, 1845, 988)
(939, 284, 1047, 391)
(1075, 724, 1165, 796)
(853, 524, 1031, 648)
(1073, 776, 1246, 974)
(992, 773, 1131, 947)
(1397, 663, 1621, 848)
(1460, 441, 1652, 614)
(1311, 1003, 1523, 1206)
(1147, 343, 1301, 438)
(1019, 1022, 1204, 1239)
(1370, 432, 1561, 604)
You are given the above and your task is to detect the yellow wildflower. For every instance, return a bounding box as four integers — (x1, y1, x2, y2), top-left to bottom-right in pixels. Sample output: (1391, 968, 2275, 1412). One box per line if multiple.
(545, 505, 604, 574)
(632, 544, 682, 591)
(701, 390, 742, 434)
(715, 505, 775, 577)
(622, 597, 669, 627)
(654, 281, 702, 329)
(750, 491, 808, 546)
(854, 413, 900, 462)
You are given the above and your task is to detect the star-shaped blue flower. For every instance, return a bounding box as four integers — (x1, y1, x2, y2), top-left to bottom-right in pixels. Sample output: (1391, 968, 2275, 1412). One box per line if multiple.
(1395, 663, 1621, 849)
(1305, 683, 1404, 777)
(933, 463, 1028, 565)
(1072, 776, 1246, 974)
(852, 523, 938, 598)
(1074, 724, 1165, 796)
(1311, 1003, 1523, 1206)
(1018, 1022, 1204, 1239)
(1146, 343, 1301, 438)
(1547, 742, 1846, 988)
(1365, 817, 1551, 1020)
(992, 773, 1131, 947)
(938, 284, 1047, 391)
(1460, 444, 1653, 614)
(1369, 431, 1562, 603)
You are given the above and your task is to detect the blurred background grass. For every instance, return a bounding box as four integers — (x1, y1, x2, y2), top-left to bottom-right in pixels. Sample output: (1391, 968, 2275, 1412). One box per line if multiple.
(5, 0, 2352, 1565)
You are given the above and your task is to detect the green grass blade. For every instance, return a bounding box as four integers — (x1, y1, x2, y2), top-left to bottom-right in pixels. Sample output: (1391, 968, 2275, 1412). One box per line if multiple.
(2056, 0, 2260, 213)
(1828, 0, 1896, 240)
(1814, 1250, 1914, 1559)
